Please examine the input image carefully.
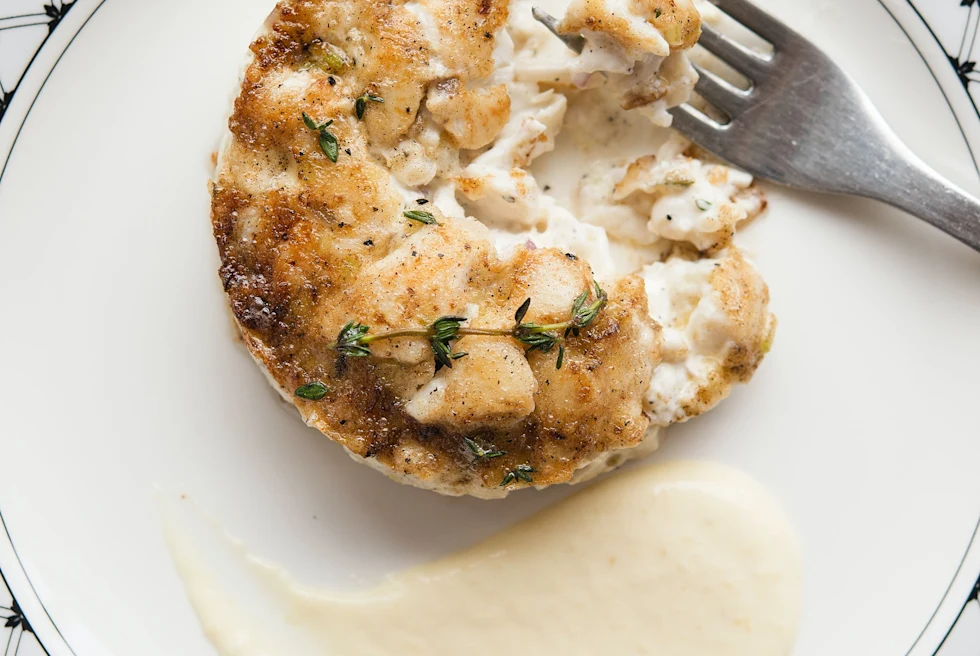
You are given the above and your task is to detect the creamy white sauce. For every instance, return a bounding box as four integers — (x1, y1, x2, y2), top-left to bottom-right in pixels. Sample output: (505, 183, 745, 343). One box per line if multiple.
(168, 461, 802, 656)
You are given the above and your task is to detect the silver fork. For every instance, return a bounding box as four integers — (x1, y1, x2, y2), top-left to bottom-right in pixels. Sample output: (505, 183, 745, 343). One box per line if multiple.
(533, 1, 980, 252)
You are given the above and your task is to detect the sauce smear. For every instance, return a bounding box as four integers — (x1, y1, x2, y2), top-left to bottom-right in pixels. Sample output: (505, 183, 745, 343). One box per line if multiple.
(171, 461, 802, 655)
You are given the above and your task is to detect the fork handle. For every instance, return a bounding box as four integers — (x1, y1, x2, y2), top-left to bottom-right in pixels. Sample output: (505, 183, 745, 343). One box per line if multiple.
(867, 152, 980, 252)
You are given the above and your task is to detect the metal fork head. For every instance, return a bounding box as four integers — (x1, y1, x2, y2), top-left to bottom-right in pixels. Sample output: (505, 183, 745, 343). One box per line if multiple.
(668, 0, 901, 196)
(531, 6, 585, 54)
(532, 1, 980, 253)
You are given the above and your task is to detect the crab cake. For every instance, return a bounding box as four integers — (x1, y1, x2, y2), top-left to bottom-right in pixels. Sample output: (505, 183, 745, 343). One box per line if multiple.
(211, 0, 774, 498)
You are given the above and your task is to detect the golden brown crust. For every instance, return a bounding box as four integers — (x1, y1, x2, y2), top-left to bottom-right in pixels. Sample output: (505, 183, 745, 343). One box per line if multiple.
(427, 80, 512, 150)
(423, 0, 510, 79)
(212, 0, 663, 496)
(559, 0, 701, 57)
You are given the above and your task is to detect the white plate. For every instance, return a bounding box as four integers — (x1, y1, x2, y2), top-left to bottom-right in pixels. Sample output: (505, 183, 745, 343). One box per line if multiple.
(2, 0, 980, 654)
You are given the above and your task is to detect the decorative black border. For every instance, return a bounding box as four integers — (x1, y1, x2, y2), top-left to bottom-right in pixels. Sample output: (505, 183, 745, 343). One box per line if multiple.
(0, 2, 74, 123)
(0, 1, 978, 654)
(904, 0, 980, 176)
(885, 4, 980, 652)
(0, 5, 77, 651)
(0, 4, 104, 652)
(1, 570, 40, 656)
(946, 0, 980, 109)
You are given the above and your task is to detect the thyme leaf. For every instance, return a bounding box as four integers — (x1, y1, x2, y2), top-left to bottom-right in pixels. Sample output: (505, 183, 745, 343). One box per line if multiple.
(500, 464, 536, 486)
(355, 93, 384, 120)
(430, 316, 467, 371)
(404, 210, 438, 225)
(295, 382, 330, 400)
(464, 437, 507, 460)
(695, 198, 712, 211)
(570, 281, 608, 333)
(319, 131, 339, 162)
(514, 298, 532, 324)
(334, 321, 372, 358)
(302, 112, 340, 162)
(515, 325, 560, 355)
(306, 39, 350, 74)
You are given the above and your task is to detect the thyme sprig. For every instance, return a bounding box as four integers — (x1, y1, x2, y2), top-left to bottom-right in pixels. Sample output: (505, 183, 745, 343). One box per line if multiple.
(500, 464, 536, 487)
(302, 112, 339, 162)
(330, 283, 608, 371)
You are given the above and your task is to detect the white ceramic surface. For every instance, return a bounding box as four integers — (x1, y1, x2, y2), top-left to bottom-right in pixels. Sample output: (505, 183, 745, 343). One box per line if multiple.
(1, 0, 980, 654)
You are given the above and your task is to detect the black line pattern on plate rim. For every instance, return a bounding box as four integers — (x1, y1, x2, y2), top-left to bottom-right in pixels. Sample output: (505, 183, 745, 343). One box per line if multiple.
(907, 0, 980, 146)
(0, 2, 75, 123)
(0, 1, 978, 655)
(892, 4, 980, 645)
(0, 569, 46, 656)
(949, 0, 980, 90)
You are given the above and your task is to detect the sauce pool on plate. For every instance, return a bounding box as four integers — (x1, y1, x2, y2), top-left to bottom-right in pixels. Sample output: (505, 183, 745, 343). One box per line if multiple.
(168, 461, 802, 655)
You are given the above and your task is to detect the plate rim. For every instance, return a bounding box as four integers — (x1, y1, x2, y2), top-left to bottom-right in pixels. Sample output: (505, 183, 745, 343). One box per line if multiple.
(0, 0, 978, 654)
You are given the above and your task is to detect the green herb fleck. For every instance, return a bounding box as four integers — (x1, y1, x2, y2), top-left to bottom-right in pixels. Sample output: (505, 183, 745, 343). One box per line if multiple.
(695, 198, 712, 211)
(320, 132, 338, 162)
(307, 40, 350, 74)
(404, 210, 438, 225)
(760, 327, 775, 355)
(464, 438, 507, 461)
(500, 464, 536, 487)
(355, 93, 384, 120)
(302, 112, 340, 163)
(514, 298, 531, 324)
(654, 8, 662, 18)
(295, 382, 330, 400)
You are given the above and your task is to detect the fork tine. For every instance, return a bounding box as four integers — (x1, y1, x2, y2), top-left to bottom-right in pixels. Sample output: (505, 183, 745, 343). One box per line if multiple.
(692, 63, 750, 116)
(698, 24, 770, 80)
(531, 7, 586, 54)
(667, 104, 731, 154)
(710, 0, 796, 48)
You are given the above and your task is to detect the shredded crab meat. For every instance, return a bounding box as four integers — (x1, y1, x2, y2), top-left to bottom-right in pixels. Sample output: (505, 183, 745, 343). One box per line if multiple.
(557, 0, 702, 124)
